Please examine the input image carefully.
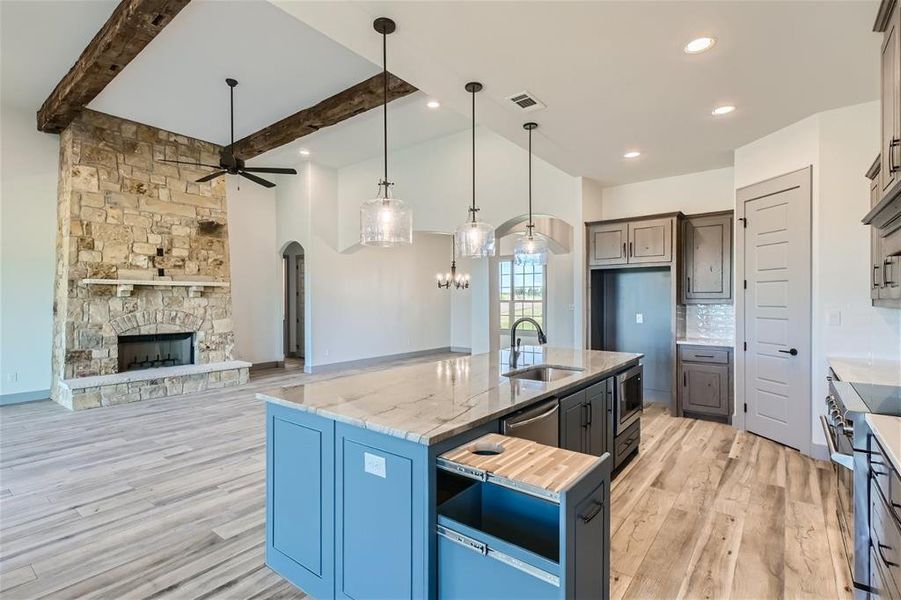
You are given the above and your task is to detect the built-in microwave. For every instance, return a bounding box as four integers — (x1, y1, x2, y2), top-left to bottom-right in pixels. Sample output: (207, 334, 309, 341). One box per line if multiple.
(615, 364, 643, 435)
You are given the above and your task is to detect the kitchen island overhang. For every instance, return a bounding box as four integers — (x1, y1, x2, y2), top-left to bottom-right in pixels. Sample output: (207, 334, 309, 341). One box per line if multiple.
(259, 347, 642, 599)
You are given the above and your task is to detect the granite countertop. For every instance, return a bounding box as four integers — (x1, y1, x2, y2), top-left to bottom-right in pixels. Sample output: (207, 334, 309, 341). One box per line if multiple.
(827, 356, 901, 386)
(258, 347, 642, 446)
(676, 337, 734, 348)
(866, 413, 901, 474)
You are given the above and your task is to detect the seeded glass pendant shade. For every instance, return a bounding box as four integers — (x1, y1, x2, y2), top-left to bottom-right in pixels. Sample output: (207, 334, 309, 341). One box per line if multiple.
(454, 82, 495, 258)
(361, 17, 413, 247)
(513, 122, 548, 266)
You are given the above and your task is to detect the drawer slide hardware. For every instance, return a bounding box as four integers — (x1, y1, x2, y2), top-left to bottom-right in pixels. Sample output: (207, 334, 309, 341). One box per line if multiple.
(437, 525, 561, 588)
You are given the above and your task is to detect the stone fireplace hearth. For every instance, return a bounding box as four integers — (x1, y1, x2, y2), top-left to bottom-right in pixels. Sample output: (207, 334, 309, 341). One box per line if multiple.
(51, 110, 249, 410)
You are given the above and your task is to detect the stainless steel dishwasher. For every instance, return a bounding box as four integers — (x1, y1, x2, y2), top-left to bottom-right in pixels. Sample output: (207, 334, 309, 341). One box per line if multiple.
(501, 399, 559, 446)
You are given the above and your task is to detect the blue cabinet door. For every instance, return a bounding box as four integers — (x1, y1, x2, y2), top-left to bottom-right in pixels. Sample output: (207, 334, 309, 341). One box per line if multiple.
(335, 425, 428, 600)
(585, 379, 612, 458)
(266, 404, 334, 599)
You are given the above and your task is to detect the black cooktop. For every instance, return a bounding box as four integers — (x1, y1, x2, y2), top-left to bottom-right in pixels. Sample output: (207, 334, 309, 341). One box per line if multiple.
(850, 382, 901, 416)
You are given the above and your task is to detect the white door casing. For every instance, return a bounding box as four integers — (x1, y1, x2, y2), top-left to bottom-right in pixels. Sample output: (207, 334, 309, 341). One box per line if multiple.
(737, 167, 812, 452)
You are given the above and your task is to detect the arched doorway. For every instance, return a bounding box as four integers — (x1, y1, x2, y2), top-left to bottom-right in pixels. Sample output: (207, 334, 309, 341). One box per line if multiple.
(282, 242, 305, 365)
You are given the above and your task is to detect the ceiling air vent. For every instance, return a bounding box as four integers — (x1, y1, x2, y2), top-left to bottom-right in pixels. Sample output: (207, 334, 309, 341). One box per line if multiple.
(506, 91, 546, 113)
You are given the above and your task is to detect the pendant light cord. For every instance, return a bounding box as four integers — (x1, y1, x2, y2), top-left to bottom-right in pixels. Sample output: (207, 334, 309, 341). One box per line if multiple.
(382, 29, 388, 190)
(229, 84, 235, 152)
(471, 88, 476, 222)
(527, 126, 534, 236)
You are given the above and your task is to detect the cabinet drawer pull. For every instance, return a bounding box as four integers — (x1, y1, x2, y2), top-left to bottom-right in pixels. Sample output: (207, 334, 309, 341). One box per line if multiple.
(891, 138, 900, 173)
(687, 276, 691, 293)
(695, 354, 715, 358)
(622, 242, 626, 258)
(884, 258, 896, 286)
(874, 264, 883, 288)
(629, 241, 633, 257)
(579, 500, 603, 523)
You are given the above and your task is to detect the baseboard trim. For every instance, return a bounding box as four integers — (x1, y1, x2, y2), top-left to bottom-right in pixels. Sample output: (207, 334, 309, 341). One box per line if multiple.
(0, 389, 51, 406)
(450, 346, 472, 354)
(250, 361, 285, 371)
(307, 347, 463, 374)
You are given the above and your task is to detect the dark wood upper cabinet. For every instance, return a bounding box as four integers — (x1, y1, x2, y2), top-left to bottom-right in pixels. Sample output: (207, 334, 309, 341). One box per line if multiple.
(868, 2, 901, 309)
(588, 223, 629, 266)
(881, 1, 901, 194)
(588, 216, 674, 267)
(682, 213, 733, 304)
(628, 218, 672, 264)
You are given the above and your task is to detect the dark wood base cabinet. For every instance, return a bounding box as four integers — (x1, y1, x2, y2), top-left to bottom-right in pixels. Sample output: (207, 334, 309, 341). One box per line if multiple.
(859, 418, 901, 599)
(677, 345, 733, 422)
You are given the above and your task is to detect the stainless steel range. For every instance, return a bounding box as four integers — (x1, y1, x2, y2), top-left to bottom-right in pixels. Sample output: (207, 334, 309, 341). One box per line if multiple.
(821, 367, 901, 594)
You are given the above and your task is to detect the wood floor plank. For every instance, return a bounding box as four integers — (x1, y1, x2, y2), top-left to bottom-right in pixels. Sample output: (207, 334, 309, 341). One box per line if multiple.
(0, 353, 851, 600)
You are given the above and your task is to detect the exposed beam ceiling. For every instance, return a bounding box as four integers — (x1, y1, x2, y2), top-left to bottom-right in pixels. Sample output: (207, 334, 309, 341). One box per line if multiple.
(233, 72, 417, 160)
(37, 0, 191, 133)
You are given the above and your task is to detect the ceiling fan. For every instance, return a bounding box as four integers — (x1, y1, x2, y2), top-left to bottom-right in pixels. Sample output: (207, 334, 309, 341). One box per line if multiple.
(162, 78, 297, 188)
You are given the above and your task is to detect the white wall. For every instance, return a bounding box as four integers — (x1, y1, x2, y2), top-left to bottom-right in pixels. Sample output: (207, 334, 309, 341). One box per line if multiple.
(593, 167, 735, 221)
(274, 163, 452, 368)
(336, 127, 584, 352)
(226, 179, 281, 365)
(734, 101, 900, 452)
(0, 103, 59, 400)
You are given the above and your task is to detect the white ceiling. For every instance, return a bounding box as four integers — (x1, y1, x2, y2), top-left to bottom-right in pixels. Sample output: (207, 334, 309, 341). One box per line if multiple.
(275, 0, 882, 184)
(0, 0, 118, 110)
(88, 0, 382, 145)
(1, 0, 884, 185)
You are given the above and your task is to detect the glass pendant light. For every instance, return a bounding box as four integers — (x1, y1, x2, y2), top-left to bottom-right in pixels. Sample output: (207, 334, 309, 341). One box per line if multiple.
(455, 82, 495, 258)
(513, 122, 549, 266)
(361, 17, 413, 247)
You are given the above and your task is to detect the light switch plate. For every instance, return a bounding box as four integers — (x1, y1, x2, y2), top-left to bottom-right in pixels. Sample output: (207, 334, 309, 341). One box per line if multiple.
(364, 452, 386, 478)
(635, 313, 643, 324)
(827, 310, 841, 326)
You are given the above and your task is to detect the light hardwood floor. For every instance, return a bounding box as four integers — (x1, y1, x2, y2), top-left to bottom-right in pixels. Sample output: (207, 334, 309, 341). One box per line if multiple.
(1, 356, 851, 599)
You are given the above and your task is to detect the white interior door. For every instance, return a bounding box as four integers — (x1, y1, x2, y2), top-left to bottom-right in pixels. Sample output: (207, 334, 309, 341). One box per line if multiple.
(739, 167, 811, 451)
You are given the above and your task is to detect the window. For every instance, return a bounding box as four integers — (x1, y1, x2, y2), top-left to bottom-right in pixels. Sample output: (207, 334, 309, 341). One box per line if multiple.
(499, 258, 546, 334)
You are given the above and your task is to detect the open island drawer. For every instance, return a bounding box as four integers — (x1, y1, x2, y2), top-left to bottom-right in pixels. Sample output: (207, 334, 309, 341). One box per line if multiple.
(436, 434, 612, 600)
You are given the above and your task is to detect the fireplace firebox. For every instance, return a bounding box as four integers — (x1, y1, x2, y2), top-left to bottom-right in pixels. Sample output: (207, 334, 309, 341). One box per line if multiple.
(118, 333, 195, 372)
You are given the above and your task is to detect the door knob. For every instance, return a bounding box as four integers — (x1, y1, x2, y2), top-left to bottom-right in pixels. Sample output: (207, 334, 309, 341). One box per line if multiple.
(778, 348, 798, 356)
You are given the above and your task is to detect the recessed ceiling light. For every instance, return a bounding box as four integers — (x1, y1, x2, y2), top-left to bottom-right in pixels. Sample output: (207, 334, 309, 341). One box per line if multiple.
(711, 105, 736, 116)
(299, 149, 311, 156)
(623, 151, 641, 159)
(683, 37, 716, 54)
(427, 100, 441, 109)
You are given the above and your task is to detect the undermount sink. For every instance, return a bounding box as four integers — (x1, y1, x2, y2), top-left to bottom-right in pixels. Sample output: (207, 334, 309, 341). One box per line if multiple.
(503, 364, 584, 382)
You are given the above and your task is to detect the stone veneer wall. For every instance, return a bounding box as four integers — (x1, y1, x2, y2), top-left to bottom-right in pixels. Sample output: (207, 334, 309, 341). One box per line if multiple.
(51, 110, 243, 409)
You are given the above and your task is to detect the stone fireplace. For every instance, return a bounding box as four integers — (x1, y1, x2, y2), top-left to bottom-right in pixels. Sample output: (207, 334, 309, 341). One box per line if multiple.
(51, 110, 249, 410)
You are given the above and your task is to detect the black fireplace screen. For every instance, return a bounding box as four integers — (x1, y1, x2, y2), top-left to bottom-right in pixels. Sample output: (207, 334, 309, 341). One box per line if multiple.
(118, 332, 195, 372)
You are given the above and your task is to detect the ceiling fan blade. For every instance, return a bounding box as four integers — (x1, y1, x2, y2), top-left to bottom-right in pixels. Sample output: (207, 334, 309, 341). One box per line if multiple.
(196, 171, 227, 183)
(239, 171, 276, 188)
(160, 159, 221, 168)
(242, 167, 298, 174)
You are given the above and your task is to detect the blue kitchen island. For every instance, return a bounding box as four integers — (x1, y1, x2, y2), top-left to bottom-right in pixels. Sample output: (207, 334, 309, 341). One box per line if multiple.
(257, 347, 641, 599)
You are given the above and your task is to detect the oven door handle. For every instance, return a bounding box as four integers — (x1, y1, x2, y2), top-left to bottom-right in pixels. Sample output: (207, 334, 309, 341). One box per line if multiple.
(820, 415, 853, 472)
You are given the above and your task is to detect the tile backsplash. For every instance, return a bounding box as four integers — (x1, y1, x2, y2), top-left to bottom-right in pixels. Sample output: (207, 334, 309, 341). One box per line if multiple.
(684, 304, 735, 340)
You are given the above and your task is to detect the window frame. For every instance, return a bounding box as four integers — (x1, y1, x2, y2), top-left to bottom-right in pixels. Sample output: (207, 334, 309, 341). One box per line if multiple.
(498, 256, 548, 337)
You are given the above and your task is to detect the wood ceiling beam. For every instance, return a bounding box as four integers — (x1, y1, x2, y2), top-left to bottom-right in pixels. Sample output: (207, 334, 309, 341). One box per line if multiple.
(36, 0, 191, 133)
(232, 72, 418, 160)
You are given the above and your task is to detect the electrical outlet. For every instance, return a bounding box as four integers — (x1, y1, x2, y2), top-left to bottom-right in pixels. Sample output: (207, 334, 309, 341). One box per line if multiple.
(635, 313, 644, 324)
(5, 372, 17, 383)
